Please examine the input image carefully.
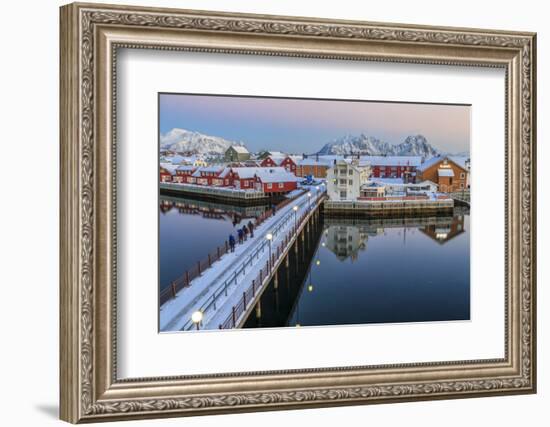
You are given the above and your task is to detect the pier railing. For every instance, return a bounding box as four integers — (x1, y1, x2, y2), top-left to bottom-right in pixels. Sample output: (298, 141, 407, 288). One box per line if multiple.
(217, 196, 324, 330)
(178, 191, 325, 331)
(159, 189, 308, 306)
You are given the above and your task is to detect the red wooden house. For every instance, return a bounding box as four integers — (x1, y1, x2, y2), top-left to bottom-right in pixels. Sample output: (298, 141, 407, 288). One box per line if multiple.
(228, 167, 258, 190)
(174, 165, 196, 183)
(159, 163, 177, 182)
(359, 156, 422, 181)
(191, 166, 226, 186)
(260, 154, 298, 174)
(254, 168, 299, 194)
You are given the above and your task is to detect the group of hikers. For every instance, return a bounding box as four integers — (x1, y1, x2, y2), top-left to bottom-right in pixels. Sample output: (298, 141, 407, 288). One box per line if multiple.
(228, 204, 277, 253)
(228, 220, 255, 253)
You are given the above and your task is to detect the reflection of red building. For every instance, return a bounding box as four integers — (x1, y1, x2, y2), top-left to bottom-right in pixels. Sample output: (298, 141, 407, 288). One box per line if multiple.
(159, 199, 174, 213)
(419, 215, 465, 244)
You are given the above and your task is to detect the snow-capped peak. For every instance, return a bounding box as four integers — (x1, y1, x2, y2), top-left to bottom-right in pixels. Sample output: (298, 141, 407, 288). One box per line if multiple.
(317, 133, 440, 158)
(160, 128, 245, 156)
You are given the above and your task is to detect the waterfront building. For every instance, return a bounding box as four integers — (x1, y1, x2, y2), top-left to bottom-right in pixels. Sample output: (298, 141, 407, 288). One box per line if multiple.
(416, 155, 469, 193)
(159, 163, 178, 182)
(296, 157, 332, 178)
(358, 156, 422, 181)
(191, 166, 226, 186)
(174, 165, 196, 183)
(326, 160, 361, 201)
(224, 145, 251, 162)
(260, 154, 300, 174)
(254, 168, 300, 194)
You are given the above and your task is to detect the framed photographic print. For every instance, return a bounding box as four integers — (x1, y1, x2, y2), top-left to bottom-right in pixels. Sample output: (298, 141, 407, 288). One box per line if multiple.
(60, 2, 537, 423)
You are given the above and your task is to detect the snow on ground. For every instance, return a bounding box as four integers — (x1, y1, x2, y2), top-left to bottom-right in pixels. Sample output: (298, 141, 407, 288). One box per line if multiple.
(160, 189, 325, 331)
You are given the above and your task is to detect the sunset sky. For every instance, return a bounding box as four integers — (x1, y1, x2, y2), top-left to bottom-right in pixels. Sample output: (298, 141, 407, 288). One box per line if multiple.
(159, 93, 470, 154)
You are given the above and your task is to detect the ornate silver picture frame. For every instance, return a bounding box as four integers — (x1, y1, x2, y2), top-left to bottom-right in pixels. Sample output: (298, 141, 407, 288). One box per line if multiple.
(60, 2, 536, 423)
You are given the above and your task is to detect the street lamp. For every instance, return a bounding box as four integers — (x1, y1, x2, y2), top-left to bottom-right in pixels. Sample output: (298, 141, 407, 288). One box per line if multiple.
(293, 205, 298, 232)
(307, 192, 312, 210)
(266, 233, 273, 271)
(191, 310, 203, 330)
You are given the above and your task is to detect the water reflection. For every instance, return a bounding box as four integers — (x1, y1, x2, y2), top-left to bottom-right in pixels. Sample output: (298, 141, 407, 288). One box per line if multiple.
(159, 195, 268, 291)
(245, 211, 470, 328)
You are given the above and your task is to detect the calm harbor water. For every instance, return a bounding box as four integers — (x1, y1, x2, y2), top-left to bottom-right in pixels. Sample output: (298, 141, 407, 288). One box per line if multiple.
(160, 195, 470, 326)
(159, 195, 267, 291)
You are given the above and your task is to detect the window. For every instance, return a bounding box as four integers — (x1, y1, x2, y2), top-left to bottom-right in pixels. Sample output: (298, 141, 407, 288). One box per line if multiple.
(243, 181, 249, 187)
(340, 191, 347, 199)
(339, 179, 347, 185)
(460, 183, 464, 189)
(348, 179, 353, 185)
(278, 182, 284, 189)
(267, 183, 273, 189)
(460, 172, 465, 179)
(349, 169, 353, 175)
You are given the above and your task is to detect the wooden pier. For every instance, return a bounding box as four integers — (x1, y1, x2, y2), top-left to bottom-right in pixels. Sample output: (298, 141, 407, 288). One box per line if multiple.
(324, 198, 454, 216)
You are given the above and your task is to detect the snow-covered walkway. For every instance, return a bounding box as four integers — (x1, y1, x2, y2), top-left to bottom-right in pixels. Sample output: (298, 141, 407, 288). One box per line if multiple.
(160, 189, 325, 332)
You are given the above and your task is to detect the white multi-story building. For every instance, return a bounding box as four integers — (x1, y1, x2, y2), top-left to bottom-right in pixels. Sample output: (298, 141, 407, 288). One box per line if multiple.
(327, 160, 362, 201)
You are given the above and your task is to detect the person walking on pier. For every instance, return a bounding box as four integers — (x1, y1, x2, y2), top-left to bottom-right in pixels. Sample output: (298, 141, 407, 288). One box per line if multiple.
(271, 204, 276, 216)
(228, 234, 236, 253)
(237, 228, 243, 244)
(242, 225, 249, 241)
(247, 220, 254, 238)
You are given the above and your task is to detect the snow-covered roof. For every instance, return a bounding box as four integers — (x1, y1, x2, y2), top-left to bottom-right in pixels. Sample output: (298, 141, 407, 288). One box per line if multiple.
(298, 158, 333, 166)
(218, 167, 231, 178)
(438, 168, 455, 177)
(417, 180, 438, 187)
(359, 156, 423, 167)
(267, 151, 287, 159)
(176, 165, 196, 172)
(288, 155, 303, 163)
(231, 167, 265, 179)
(229, 145, 249, 154)
(160, 163, 178, 174)
(255, 168, 300, 183)
(448, 156, 469, 170)
(316, 155, 346, 164)
(190, 166, 224, 177)
(371, 177, 406, 186)
(231, 166, 299, 182)
(417, 155, 445, 172)
(169, 155, 186, 164)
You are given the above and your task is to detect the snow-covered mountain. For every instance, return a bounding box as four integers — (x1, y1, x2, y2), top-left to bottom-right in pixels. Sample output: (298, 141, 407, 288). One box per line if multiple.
(317, 134, 440, 158)
(160, 128, 245, 156)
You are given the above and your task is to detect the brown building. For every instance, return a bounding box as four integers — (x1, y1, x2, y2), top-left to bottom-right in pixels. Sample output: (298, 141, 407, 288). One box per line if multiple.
(296, 158, 331, 178)
(416, 156, 469, 193)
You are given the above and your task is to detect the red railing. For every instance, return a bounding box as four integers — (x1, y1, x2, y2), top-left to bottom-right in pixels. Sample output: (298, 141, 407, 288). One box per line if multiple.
(159, 189, 307, 306)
